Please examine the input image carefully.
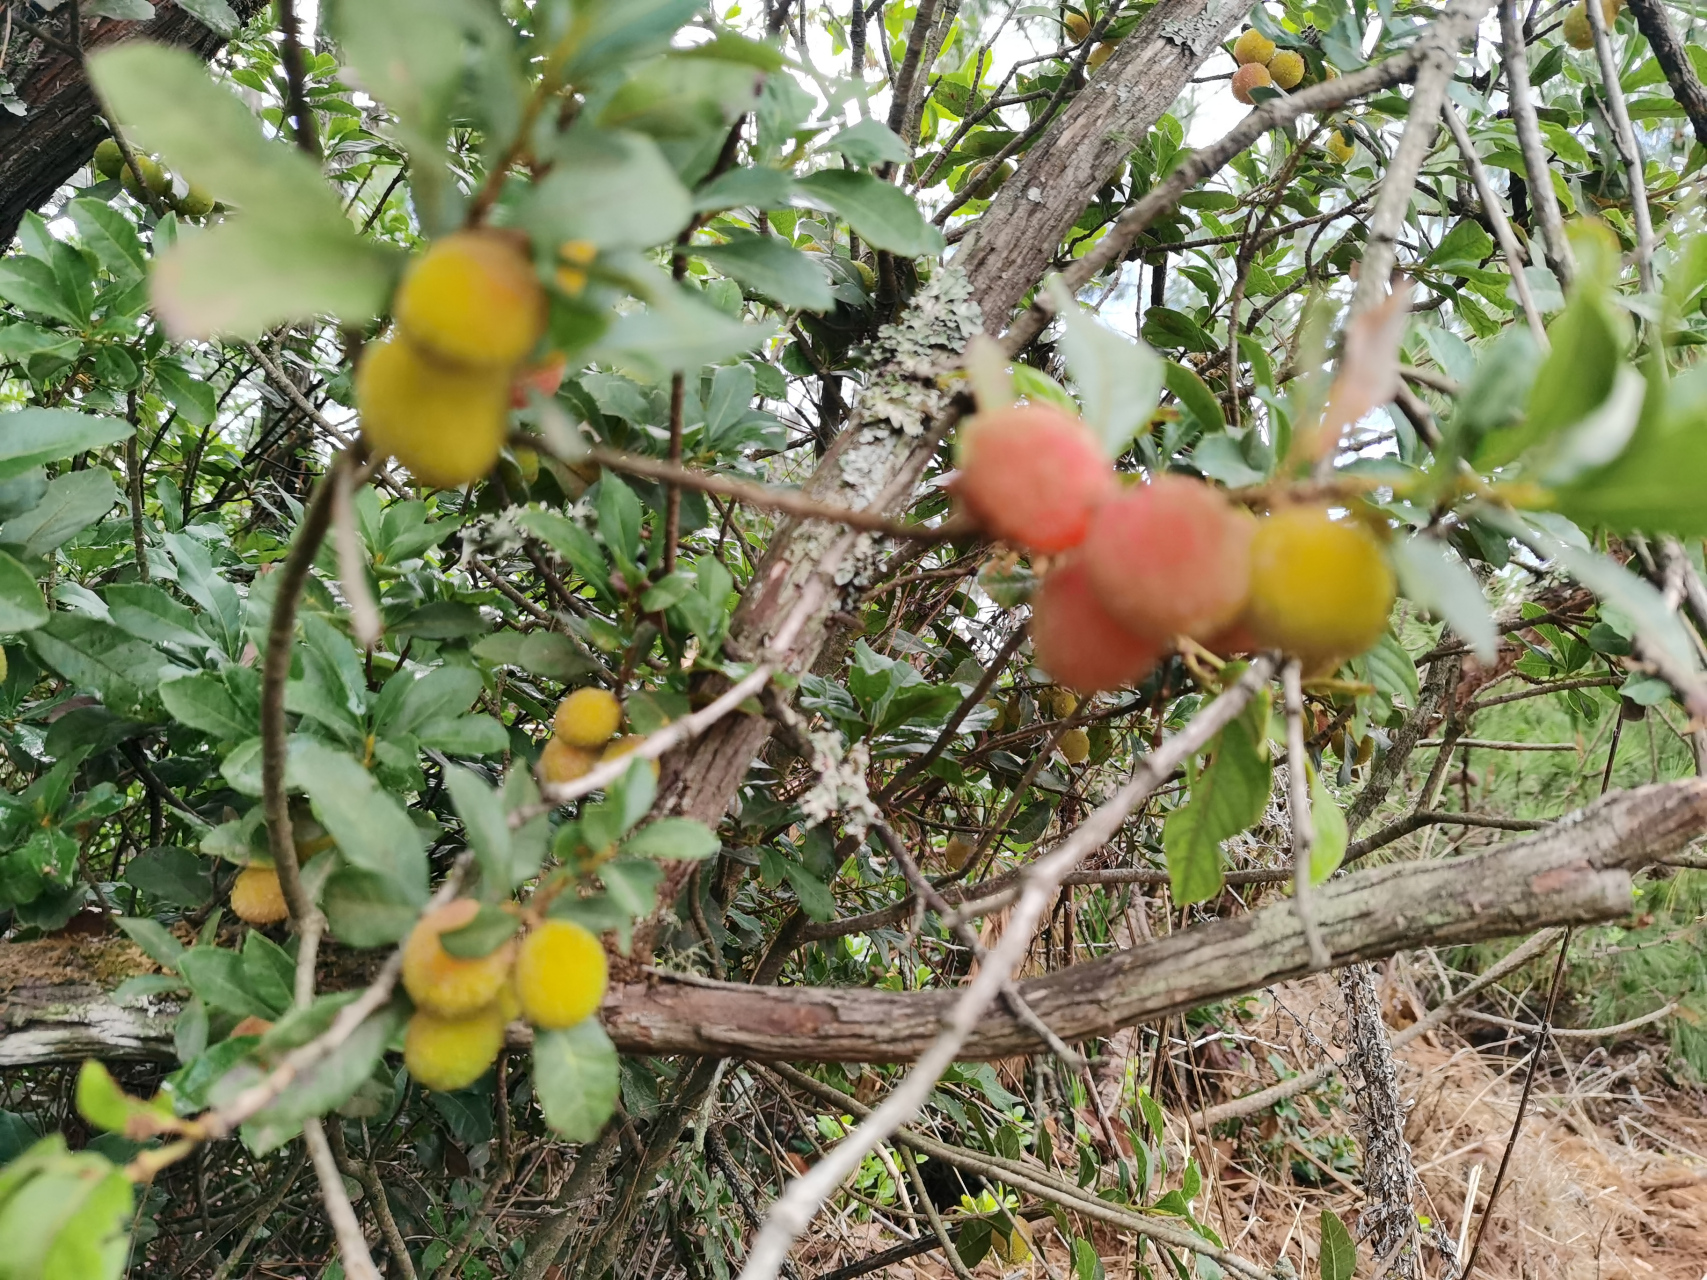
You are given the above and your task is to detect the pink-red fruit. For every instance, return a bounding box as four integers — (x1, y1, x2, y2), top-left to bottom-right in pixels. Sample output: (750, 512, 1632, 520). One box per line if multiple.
(1232, 63, 1273, 105)
(956, 405, 1114, 554)
(1031, 556, 1164, 694)
(1082, 474, 1253, 642)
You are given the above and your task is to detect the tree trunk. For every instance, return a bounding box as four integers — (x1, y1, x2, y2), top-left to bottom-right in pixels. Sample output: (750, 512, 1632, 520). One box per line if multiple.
(0, 0, 267, 248)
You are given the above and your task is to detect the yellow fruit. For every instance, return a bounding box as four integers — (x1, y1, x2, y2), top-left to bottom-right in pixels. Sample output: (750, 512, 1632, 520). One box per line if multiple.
(944, 835, 975, 870)
(393, 230, 546, 370)
(231, 866, 288, 925)
(120, 155, 168, 200)
(1356, 734, 1375, 766)
(1232, 28, 1276, 65)
(538, 736, 599, 786)
(1048, 688, 1080, 719)
(1244, 506, 1395, 663)
(514, 920, 608, 1030)
(853, 259, 877, 291)
(356, 336, 510, 490)
(93, 138, 124, 179)
(554, 687, 622, 747)
(404, 1004, 505, 1092)
(1325, 129, 1356, 164)
(971, 160, 1015, 200)
(1231, 62, 1274, 105)
(402, 899, 517, 1019)
(1268, 49, 1305, 88)
(602, 734, 660, 779)
(1563, 4, 1594, 47)
(1087, 41, 1115, 69)
(496, 975, 521, 1024)
(1064, 10, 1091, 42)
(1059, 727, 1091, 765)
(992, 1218, 1035, 1263)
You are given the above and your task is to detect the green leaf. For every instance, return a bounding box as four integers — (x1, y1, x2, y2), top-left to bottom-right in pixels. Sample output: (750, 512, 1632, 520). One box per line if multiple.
(1309, 770, 1347, 884)
(440, 903, 521, 958)
(0, 550, 49, 633)
(322, 865, 427, 947)
(0, 468, 118, 559)
(593, 281, 769, 376)
(784, 862, 836, 921)
(1318, 1209, 1357, 1280)
(1389, 534, 1497, 663)
(0, 410, 133, 483)
(178, 945, 276, 1018)
(66, 199, 147, 283)
(27, 613, 163, 718)
(88, 43, 399, 338)
(0, 257, 82, 327)
(533, 1020, 620, 1142)
(1162, 718, 1271, 905)
(521, 128, 692, 251)
(75, 1062, 133, 1133)
(1141, 306, 1218, 354)
(176, 0, 239, 34)
(620, 817, 720, 861)
(114, 915, 186, 970)
(288, 740, 428, 892)
(1165, 360, 1226, 432)
(1053, 286, 1165, 459)
(1554, 362, 1707, 536)
(242, 930, 297, 1014)
(152, 360, 219, 428)
(105, 583, 213, 650)
(446, 766, 537, 890)
(1426, 219, 1495, 274)
(123, 846, 212, 909)
(824, 118, 909, 166)
(792, 170, 945, 256)
(159, 672, 258, 741)
(689, 233, 836, 312)
(242, 1001, 411, 1153)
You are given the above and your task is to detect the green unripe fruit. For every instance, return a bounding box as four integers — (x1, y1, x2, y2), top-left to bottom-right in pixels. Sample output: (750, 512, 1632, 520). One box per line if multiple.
(971, 160, 1015, 200)
(120, 155, 169, 200)
(1059, 727, 1091, 765)
(93, 138, 124, 180)
(1325, 129, 1356, 164)
(175, 183, 215, 218)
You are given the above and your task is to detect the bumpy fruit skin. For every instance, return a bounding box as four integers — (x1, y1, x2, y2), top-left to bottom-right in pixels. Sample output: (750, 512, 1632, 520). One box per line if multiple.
(554, 687, 622, 747)
(402, 899, 517, 1018)
(231, 866, 288, 925)
(1325, 129, 1356, 164)
(393, 230, 546, 370)
(956, 405, 1114, 554)
(1244, 506, 1395, 662)
(514, 920, 608, 1030)
(1231, 62, 1274, 104)
(1232, 28, 1276, 65)
(538, 736, 599, 786)
(120, 155, 168, 199)
(1267, 49, 1305, 88)
(1087, 41, 1115, 69)
(1083, 474, 1253, 642)
(1031, 556, 1164, 694)
(1064, 10, 1092, 42)
(404, 1004, 505, 1092)
(356, 336, 510, 489)
(943, 835, 974, 870)
(93, 139, 124, 179)
(1059, 727, 1091, 764)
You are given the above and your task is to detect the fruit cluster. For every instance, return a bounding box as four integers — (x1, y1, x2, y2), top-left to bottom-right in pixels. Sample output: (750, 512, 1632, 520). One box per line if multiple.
(402, 900, 608, 1091)
(955, 404, 1395, 694)
(1230, 28, 1305, 104)
(92, 137, 214, 218)
(357, 230, 555, 490)
(538, 686, 652, 786)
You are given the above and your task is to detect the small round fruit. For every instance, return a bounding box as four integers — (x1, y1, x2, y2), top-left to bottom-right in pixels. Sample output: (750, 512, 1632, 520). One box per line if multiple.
(93, 138, 124, 179)
(404, 1004, 505, 1092)
(1087, 41, 1115, 69)
(1031, 556, 1165, 695)
(1231, 62, 1274, 105)
(1048, 687, 1079, 719)
(1059, 727, 1091, 764)
(514, 920, 608, 1030)
(1355, 734, 1375, 766)
(1244, 506, 1395, 662)
(943, 835, 975, 870)
(1563, 4, 1593, 47)
(1268, 49, 1305, 88)
(1232, 28, 1276, 65)
(393, 230, 547, 370)
(971, 160, 1015, 200)
(554, 687, 622, 747)
(402, 898, 517, 1019)
(175, 184, 215, 218)
(538, 736, 599, 786)
(510, 352, 569, 408)
(231, 866, 288, 925)
(120, 155, 168, 200)
(1082, 474, 1253, 642)
(1064, 10, 1092, 42)
(853, 259, 877, 291)
(602, 734, 660, 779)
(1325, 129, 1356, 164)
(356, 336, 510, 489)
(956, 405, 1114, 554)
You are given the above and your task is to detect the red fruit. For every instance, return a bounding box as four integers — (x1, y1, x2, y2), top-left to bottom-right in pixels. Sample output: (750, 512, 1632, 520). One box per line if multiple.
(956, 405, 1113, 554)
(1082, 474, 1253, 642)
(510, 352, 568, 408)
(1031, 556, 1164, 694)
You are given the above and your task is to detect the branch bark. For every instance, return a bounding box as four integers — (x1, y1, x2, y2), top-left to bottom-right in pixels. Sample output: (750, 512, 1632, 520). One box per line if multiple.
(1623, 0, 1707, 150)
(0, 0, 267, 247)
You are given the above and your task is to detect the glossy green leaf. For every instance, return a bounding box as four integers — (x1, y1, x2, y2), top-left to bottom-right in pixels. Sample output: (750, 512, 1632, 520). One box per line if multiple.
(793, 170, 945, 256)
(0, 410, 133, 483)
(533, 1020, 621, 1142)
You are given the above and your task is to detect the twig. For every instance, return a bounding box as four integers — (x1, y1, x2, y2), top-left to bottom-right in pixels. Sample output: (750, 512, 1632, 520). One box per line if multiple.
(1623, 0, 1707, 150)
(1440, 101, 1548, 344)
(1583, 0, 1656, 294)
(1461, 929, 1572, 1278)
(275, 0, 321, 161)
(736, 658, 1275, 1280)
(303, 1118, 380, 1280)
(1500, 0, 1573, 284)
(1345, 810, 1549, 863)
(1457, 1000, 1676, 1039)
(1284, 660, 1330, 970)
(879, 624, 1026, 800)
